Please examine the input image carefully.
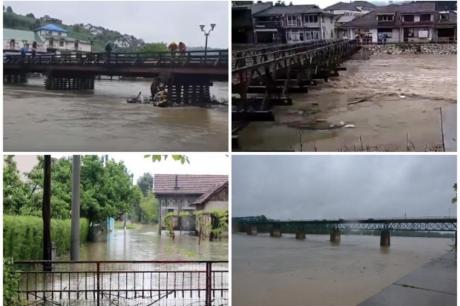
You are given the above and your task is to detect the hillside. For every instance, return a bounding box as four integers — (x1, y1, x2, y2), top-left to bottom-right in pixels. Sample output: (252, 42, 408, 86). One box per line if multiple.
(3, 8, 146, 52)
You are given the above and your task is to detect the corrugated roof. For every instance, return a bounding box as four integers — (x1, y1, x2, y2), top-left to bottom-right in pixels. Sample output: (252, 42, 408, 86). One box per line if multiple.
(325, 1, 377, 11)
(254, 4, 323, 16)
(154, 174, 228, 195)
(36, 23, 68, 33)
(192, 181, 228, 205)
(3, 28, 43, 43)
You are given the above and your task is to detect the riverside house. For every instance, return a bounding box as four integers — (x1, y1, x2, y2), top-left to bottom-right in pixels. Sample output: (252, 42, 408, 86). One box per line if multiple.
(252, 3, 336, 44)
(154, 174, 228, 232)
(3, 23, 91, 52)
(341, 1, 457, 43)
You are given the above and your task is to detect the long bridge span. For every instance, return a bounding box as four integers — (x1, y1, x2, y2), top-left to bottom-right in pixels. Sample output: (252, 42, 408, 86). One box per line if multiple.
(4, 49, 228, 104)
(231, 39, 359, 149)
(233, 217, 457, 247)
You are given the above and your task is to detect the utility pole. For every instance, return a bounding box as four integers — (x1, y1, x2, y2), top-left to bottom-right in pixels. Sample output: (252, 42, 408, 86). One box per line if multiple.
(43, 155, 52, 271)
(200, 23, 216, 63)
(71, 155, 81, 261)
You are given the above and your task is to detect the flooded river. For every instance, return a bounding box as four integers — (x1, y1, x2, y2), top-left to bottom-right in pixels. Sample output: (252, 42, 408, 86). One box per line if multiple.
(232, 233, 453, 306)
(238, 54, 456, 151)
(4, 78, 228, 152)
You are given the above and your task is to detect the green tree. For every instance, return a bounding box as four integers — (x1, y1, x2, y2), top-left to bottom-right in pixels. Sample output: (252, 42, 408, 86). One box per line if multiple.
(3, 156, 30, 215)
(140, 43, 168, 53)
(6, 6, 13, 13)
(137, 173, 153, 196)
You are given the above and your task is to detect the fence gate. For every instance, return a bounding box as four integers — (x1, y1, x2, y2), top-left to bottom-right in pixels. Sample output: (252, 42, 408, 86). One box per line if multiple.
(14, 260, 228, 306)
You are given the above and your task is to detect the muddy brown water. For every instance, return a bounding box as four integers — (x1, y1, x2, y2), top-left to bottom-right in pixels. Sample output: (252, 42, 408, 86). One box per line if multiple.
(232, 233, 452, 306)
(237, 54, 456, 151)
(4, 78, 228, 152)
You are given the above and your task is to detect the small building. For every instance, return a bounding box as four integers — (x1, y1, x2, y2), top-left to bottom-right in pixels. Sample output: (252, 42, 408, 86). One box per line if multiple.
(232, 1, 273, 44)
(252, 4, 336, 44)
(341, 1, 457, 43)
(154, 174, 228, 232)
(324, 1, 377, 39)
(3, 23, 91, 52)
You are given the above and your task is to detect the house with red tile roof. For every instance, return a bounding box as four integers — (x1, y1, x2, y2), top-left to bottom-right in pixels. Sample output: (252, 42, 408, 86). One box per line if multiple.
(154, 174, 228, 233)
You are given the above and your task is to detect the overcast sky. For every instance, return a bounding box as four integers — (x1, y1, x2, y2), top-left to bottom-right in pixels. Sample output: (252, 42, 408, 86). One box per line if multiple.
(233, 155, 457, 220)
(14, 153, 229, 183)
(5, 1, 228, 48)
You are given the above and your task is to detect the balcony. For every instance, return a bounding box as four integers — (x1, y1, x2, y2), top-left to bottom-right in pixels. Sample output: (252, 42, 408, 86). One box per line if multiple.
(254, 20, 282, 29)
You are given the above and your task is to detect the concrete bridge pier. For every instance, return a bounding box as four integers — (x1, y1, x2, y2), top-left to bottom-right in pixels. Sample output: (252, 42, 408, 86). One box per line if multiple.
(295, 229, 306, 240)
(330, 227, 341, 243)
(380, 229, 391, 247)
(247, 225, 257, 235)
(270, 225, 282, 238)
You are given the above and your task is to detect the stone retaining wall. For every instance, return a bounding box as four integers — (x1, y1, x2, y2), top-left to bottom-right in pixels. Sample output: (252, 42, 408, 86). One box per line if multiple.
(363, 43, 456, 55)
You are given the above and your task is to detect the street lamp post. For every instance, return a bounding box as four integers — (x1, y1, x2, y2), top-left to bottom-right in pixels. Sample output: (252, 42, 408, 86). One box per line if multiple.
(200, 23, 216, 63)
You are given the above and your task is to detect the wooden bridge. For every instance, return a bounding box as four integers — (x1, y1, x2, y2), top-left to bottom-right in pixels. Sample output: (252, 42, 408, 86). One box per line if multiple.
(4, 50, 228, 105)
(231, 39, 359, 149)
(234, 217, 457, 246)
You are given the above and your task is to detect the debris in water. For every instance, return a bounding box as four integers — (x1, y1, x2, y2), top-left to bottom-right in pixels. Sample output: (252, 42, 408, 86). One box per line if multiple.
(344, 124, 355, 128)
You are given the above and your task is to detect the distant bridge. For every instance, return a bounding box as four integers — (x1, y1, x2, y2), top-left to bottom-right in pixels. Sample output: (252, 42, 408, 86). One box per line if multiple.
(4, 50, 228, 104)
(234, 217, 457, 246)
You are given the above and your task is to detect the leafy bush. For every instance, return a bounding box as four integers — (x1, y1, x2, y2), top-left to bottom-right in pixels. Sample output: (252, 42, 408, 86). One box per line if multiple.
(3, 257, 22, 306)
(3, 215, 89, 260)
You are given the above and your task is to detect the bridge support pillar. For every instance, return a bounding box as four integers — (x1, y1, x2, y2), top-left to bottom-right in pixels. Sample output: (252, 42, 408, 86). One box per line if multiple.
(4, 73, 27, 84)
(380, 229, 391, 247)
(247, 225, 257, 235)
(270, 227, 282, 238)
(330, 228, 341, 243)
(167, 77, 212, 106)
(295, 230, 306, 240)
(45, 75, 95, 90)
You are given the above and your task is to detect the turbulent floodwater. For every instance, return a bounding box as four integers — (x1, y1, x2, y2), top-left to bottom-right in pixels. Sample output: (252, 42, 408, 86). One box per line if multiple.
(238, 54, 456, 151)
(232, 233, 453, 306)
(4, 78, 228, 151)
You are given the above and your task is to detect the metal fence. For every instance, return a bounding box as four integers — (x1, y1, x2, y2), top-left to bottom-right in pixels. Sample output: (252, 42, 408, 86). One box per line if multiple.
(14, 260, 228, 306)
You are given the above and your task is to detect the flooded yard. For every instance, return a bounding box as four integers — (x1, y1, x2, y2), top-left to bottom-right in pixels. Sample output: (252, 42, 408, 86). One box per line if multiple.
(232, 233, 452, 306)
(237, 54, 456, 151)
(4, 78, 228, 152)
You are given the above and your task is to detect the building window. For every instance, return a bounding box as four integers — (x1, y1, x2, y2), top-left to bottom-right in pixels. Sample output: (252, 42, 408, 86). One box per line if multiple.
(299, 32, 304, 41)
(420, 14, 431, 22)
(23, 41, 29, 49)
(9, 39, 15, 49)
(403, 15, 414, 22)
(59, 40, 64, 47)
(440, 13, 449, 21)
(305, 15, 318, 23)
(287, 15, 298, 26)
(377, 15, 394, 22)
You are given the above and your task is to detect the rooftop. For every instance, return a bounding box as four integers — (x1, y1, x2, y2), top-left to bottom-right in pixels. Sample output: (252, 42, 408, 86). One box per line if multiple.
(325, 1, 377, 12)
(36, 23, 68, 33)
(254, 4, 327, 17)
(153, 174, 228, 195)
(3, 28, 43, 43)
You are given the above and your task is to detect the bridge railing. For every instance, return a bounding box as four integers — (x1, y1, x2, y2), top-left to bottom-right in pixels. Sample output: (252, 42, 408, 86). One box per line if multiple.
(4, 49, 229, 67)
(13, 260, 228, 306)
(232, 39, 357, 72)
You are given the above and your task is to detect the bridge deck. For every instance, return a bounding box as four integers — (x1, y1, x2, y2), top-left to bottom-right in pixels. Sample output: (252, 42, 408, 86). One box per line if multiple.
(4, 50, 228, 79)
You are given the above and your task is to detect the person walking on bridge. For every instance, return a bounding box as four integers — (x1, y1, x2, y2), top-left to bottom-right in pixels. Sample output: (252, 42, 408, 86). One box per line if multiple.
(105, 42, 112, 64)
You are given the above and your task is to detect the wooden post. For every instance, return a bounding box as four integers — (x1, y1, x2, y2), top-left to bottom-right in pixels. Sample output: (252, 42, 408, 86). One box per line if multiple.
(43, 155, 52, 271)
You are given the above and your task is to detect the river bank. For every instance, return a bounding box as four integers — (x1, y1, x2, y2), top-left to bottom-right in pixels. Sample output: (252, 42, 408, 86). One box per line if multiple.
(4, 78, 228, 151)
(232, 233, 452, 306)
(237, 54, 456, 151)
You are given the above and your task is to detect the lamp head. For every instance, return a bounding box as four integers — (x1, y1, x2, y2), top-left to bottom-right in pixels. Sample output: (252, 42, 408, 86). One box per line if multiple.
(200, 24, 205, 31)
(211, 23, 216, 31)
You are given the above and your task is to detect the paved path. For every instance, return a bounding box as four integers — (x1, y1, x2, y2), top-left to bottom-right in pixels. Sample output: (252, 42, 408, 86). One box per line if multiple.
(358, 252, 456, 306)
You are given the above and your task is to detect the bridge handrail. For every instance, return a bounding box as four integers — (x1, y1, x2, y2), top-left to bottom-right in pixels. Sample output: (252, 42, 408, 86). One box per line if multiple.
(4, 49, 229, 66)
(232, 39, 357, 73)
